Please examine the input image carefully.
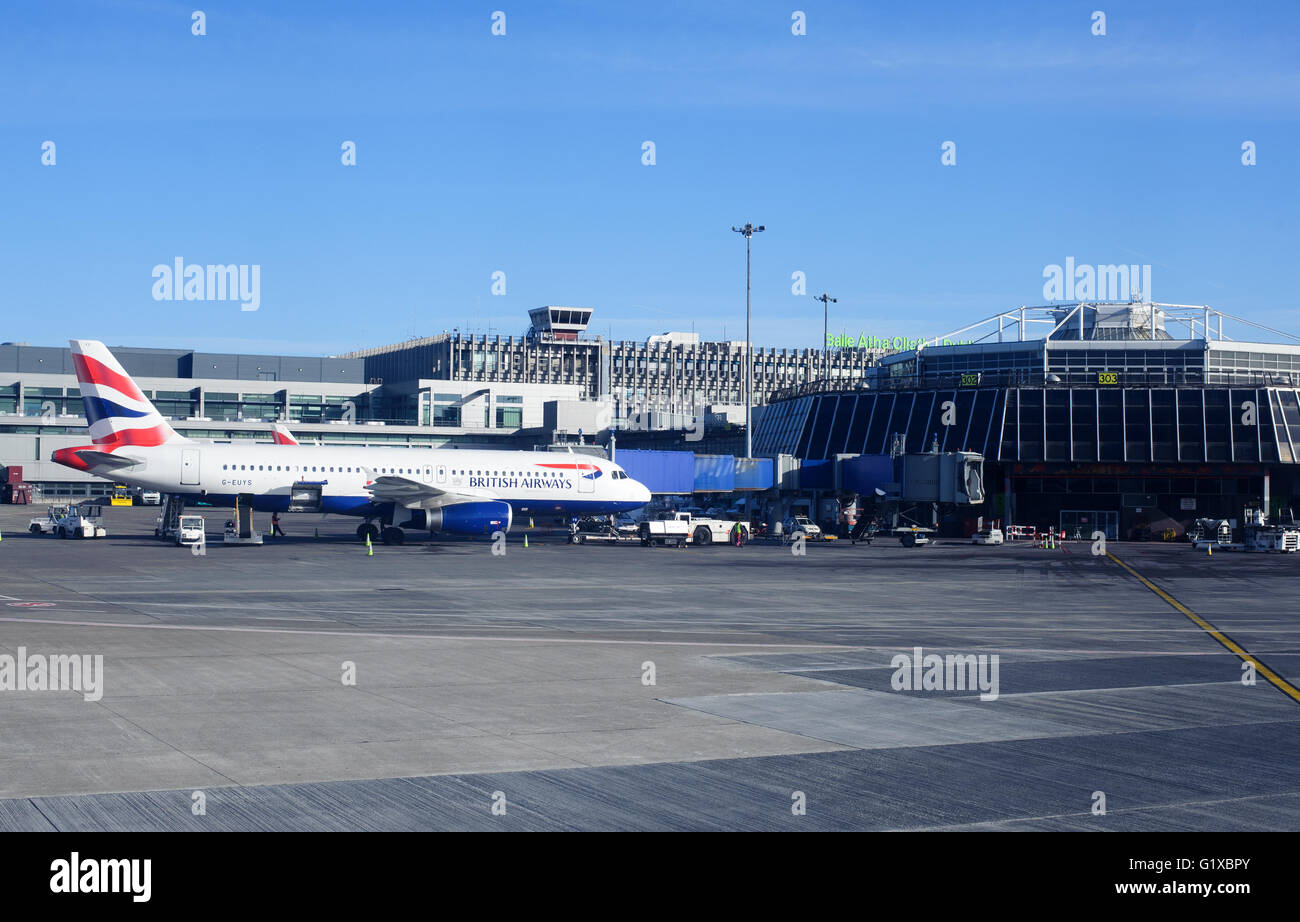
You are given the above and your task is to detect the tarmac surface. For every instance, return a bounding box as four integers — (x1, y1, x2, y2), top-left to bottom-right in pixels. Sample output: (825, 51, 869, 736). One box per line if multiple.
(1, 503, 1299, 830)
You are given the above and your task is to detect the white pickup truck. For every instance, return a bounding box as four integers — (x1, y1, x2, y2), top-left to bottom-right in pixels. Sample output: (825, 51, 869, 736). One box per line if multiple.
(639, 511, 745, 547)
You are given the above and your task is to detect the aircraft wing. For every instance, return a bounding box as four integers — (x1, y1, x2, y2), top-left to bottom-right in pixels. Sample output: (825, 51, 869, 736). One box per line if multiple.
(363, 472, 493, 510)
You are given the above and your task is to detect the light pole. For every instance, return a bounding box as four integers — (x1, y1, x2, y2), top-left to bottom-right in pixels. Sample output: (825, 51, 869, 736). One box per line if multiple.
(731, 222, 765, 457)
(812, 292, 837, 383)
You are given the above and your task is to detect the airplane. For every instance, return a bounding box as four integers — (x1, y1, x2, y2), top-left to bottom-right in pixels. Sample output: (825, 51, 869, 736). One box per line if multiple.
(52, 340, 652, 544)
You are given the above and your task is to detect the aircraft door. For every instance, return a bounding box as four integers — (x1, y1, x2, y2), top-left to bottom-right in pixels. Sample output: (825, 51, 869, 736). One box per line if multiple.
(181, 448, 200, 485)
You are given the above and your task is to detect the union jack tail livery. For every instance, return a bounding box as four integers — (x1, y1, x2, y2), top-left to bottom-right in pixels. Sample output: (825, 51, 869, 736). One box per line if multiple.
(69, 339, 188, 450)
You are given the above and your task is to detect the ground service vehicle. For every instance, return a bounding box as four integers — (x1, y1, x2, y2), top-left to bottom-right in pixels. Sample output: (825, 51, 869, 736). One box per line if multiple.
(176, 515, 206, 546)
(28, 505, 69, 534)
(640, 511, 743, 547)
(784, 516, 822, 540)
(59, 503, 107, 539)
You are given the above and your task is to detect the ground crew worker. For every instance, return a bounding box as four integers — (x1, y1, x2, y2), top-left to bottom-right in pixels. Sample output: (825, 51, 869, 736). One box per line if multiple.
(271, 511, 286, 537)
(732, 521, 745, 547)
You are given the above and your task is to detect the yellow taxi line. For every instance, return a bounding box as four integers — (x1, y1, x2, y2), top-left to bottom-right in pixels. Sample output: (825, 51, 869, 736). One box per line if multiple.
(1107, 551, 1300, 705)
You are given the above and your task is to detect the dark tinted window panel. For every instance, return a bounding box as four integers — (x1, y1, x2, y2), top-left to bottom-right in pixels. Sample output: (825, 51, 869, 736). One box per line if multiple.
(1259, 395, 1279, 463)
(1204, 389, 1230, 462)
(768, 402, 789, 454)
(1280, 390, 1300, 457)
(923, 390, 954, 452)
(867, 394, 896, 454)
(846, 395, 875, 454)
(795, 397, 823, 458)
(1044, 390, 1069, 461)
(806, 396, 838, 460)
(793, 397, 815, 452)
(884, 392, 915, 455)
(946, 387, 977, 452)
(769, 402, 791, 454)
(905, 392, 935, 453)
(1019, 389, 1044, 460)
(1150, 390, 1177, 461)
(1177, 390, 1204, 461)
(1072, 389, 1098, 461)
(826, 397, 854, 457)
(1000, 389, 1020, 460)
(984, 389, 1007, 459)
(1124, 389, 1150, 461)
(1098, 389, 1123, 461)
(1230, 389, 1259, 462)
(1269, 390, 1293, 463)
(966, 389, 993, 454)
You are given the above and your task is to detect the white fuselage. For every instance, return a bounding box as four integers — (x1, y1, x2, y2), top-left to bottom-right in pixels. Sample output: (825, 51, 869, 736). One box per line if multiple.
(85, 442, 651, 521)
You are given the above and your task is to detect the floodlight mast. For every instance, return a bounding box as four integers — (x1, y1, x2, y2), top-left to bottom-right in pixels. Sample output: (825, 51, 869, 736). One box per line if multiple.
(813, 292, 838, 381)
(731, 223, 765, 457)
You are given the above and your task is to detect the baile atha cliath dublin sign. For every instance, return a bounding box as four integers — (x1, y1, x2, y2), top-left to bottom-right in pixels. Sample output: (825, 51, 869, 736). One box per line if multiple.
(826, 333, 975, 350)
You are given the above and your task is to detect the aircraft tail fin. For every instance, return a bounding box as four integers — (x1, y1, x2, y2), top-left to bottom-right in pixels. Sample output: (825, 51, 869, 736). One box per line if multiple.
(271, 424, 299, 445)
(68, 339, 188, 449)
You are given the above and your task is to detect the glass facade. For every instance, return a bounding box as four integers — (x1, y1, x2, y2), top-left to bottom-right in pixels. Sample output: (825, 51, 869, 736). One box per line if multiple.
(755, 387, 1300, 465)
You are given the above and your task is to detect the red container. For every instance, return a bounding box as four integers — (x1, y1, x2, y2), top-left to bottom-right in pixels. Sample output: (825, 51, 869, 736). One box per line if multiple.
(4, 465, 22, 484)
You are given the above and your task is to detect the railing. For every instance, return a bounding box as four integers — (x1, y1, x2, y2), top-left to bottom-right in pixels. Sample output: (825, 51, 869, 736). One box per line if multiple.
(766, 369, 1300, 402)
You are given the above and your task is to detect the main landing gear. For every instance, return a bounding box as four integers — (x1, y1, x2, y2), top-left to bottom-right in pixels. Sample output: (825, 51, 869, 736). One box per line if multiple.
(356, 521, 405, 545)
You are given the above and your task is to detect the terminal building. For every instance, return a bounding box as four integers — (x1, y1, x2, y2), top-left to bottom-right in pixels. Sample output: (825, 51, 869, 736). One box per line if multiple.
(753, 301, 1300, 538)
(342, 306, 888, 428)
(0, 307, 889, 500)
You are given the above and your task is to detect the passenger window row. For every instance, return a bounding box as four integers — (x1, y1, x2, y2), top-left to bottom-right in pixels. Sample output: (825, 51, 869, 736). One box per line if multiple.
(214, 463, 621, 478)
(220, 464, 418, 474)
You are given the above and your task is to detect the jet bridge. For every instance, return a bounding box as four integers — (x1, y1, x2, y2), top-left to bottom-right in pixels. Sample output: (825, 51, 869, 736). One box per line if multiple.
(841, 451, 986, 546)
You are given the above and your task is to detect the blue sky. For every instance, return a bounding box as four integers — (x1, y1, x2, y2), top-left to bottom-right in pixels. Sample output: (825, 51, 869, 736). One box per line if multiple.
(2, 0, 1297, 355)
